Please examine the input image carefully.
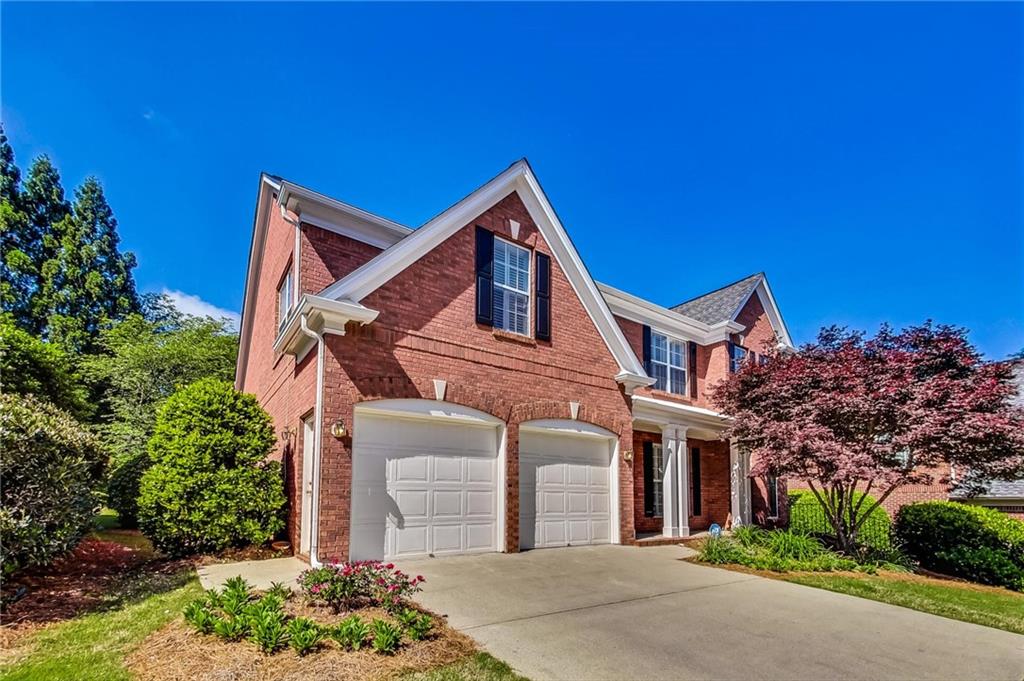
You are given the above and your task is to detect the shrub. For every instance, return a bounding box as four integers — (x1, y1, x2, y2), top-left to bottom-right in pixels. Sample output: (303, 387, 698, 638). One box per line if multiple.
(0, 317, 91, 420)
(213, 614, 248, 641)
(137, 378, 286, 556)
(788, 490, 892, 550)
(370, 618, 403, 655)
(286, 617, 326, 656)
(0, 394, 105, 576)
(298, 560, 425, 612)
(698, 536, 748, 564)
(183, 600, 216, 634)
(894, 501, 1024, 591)
(333, 614, 371, 651)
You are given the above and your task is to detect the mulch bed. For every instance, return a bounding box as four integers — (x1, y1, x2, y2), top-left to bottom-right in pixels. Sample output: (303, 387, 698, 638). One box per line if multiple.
(126, 600, 477, 681)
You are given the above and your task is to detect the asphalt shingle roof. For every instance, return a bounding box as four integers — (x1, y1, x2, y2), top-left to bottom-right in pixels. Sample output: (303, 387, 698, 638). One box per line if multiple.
(670, 272, 764, 325)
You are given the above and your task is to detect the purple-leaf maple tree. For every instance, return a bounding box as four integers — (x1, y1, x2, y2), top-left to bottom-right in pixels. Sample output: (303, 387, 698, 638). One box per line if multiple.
(712, 323, 1024, 553)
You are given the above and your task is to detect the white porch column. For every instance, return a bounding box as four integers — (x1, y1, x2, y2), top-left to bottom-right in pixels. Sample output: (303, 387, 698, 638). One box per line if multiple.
(661, 425, 690, 538)
(729, 439, 752, 527)
(676, 426, 690, 537)
(661, 425, 679, 538)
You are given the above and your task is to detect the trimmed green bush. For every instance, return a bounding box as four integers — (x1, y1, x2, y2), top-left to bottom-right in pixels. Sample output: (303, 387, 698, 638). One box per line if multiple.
(788, 489, 892, 550)
(137, 378, 285, 556)
(0, 394, 105, 576)
(894, 501, 1024, 591)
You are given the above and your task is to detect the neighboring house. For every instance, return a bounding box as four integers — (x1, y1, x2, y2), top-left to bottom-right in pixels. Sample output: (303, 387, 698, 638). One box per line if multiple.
(235, 160, 793, 563)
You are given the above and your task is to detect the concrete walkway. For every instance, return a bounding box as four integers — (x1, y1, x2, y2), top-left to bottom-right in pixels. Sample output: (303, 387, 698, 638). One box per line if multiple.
(394, 545, 1024, 681)
(198, 556, 306, 591)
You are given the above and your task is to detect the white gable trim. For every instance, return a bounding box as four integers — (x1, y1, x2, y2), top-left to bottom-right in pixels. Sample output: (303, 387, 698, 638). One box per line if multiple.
(320, 160, 652, 389)
(732, 278, 794, 349)
(235, 174, 409, 390)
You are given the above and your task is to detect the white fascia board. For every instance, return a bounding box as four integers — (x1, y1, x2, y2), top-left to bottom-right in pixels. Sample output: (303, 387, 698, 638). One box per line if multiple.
(631, 394, 730, 429)
(598, 282, 719, 343)
(235, 174, 281, 390)
(729, 280, 794, 349)
(279, 180, 412, 240)
(320, 160, 649, 384)
(274, 294, 380, 356)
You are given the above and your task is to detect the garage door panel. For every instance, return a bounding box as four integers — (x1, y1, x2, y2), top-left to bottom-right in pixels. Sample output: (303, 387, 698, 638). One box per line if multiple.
(351, 410, 500, 561)
(520, 429, 614, 550)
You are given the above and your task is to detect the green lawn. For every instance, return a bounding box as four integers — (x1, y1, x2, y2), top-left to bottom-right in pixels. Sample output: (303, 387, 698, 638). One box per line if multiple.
(1, 576, 203, 681)
(784, 572, 1024, 635)
(401, 652, 526, 681)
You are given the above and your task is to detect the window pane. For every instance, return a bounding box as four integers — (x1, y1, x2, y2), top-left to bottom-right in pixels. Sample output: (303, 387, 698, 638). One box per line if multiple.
(670, 341, 685, 368)
(670, 368, 687, 395)
(651, 363, 668, 392)
(652, 333, 668, 363)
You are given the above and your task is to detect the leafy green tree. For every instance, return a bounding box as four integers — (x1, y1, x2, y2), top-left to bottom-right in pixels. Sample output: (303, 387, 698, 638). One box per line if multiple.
(40, 177, 140, 353)
(0, 315, 91, 420)
(83, 303, 238, 525)
(138, 378, 285, 556)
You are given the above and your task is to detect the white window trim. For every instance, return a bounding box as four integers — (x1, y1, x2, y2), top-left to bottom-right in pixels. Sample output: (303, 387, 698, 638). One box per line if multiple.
(492, 236, 531, 336)
(650, 330, 688, 396)
(278, 267, 294, 334)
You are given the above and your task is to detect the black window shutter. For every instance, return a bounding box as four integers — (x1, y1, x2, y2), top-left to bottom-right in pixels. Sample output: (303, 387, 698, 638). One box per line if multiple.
(643, 441, 655, 517)
(688, 341, 698, 398)
(535, 252, 551, 341)
(642, 325, 653, 377)
(691, 448, 702, 516)
(727, 340, 736, 372)
(474, 226, 494, 325)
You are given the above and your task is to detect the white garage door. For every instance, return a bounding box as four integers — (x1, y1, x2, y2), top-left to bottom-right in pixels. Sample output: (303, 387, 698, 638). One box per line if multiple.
(349, 402, 502, 561)
(519, 425, 615, 550)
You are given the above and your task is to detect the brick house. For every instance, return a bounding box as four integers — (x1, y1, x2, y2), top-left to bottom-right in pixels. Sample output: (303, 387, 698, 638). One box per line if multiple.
(235, 160, 794, 563)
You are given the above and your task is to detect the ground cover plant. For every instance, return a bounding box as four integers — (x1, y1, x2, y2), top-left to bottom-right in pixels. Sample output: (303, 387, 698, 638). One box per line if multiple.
(697, 526, 901, 573)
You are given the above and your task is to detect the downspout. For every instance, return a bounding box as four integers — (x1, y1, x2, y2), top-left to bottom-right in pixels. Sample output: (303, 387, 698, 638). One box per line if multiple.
(298, 312, 325, 567)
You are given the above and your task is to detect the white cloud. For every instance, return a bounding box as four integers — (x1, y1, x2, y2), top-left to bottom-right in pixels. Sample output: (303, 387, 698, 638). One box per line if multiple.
(162, 288, 240, 330)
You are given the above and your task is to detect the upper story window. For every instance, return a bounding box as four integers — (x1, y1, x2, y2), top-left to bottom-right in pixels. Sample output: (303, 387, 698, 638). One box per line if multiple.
(729, 344, 749, 373)
(277, 267, 293, 333)
(650, 332, 687, 395)
(492, 237, 530, 335)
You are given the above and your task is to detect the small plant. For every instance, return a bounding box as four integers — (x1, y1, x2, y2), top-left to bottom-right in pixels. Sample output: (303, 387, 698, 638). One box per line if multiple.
(370, 618, 403, 654)
(732, 525, 768, 548)
(333, 614, 371, 651)
(286, 617, 326, 656)
(698, 536, 746, 564)
(266, 581, 293, 601)
(396, 608, 433, 641)
(298, 560, 425, 612)
(183, 600, 216, 634)
(248, 605, 288, 654)
(212, 614, 248, 641)
(220, 576, 254, 617)
(203, 588, 223, 608)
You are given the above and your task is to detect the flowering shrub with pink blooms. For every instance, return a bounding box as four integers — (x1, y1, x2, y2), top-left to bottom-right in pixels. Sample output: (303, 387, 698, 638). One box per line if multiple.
(298, 561, 424, 612)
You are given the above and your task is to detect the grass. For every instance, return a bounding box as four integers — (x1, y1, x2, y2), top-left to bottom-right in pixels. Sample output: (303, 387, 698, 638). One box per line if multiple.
(1, 576, 203, 681)
(784, 572, 1024, 636)
(401, 652, 526, 681)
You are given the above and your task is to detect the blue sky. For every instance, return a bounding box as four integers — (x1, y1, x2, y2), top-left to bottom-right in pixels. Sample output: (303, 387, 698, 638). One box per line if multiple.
(3, 3, 1021, 358)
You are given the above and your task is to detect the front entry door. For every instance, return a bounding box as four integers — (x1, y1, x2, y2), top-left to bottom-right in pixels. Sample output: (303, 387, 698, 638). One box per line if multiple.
(300, 415, 315, 556)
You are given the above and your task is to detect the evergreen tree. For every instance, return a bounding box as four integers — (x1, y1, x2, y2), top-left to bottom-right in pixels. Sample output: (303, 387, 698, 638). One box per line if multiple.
(40, 177, 139, 352)
(0, 127, 34, 327)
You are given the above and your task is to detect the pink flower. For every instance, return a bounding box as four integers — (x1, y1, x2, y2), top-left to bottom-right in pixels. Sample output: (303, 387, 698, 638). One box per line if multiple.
(385, 563, 394, 569)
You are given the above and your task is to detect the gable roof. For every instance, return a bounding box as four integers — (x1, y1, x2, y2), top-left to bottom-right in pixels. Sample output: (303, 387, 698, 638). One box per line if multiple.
(671, 272, 764, 325)
(670, 272, 794, 348)
(319, 159, 652, 390)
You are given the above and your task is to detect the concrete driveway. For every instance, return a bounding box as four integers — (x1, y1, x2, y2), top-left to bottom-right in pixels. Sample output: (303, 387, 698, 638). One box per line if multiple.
(397, 545, 1024, 681)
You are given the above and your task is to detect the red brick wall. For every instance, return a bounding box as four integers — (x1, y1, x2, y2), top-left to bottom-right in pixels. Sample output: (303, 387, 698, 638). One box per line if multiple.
(300, 223, 383, 294)
(240, 208, 384, 552)
(312, 191, 635, 561)
(734, 292, 776, 356)
(631, 433, 732, 534)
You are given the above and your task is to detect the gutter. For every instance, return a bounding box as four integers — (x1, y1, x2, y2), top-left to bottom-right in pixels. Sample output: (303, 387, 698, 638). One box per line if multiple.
(298, 312, 326, 568)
